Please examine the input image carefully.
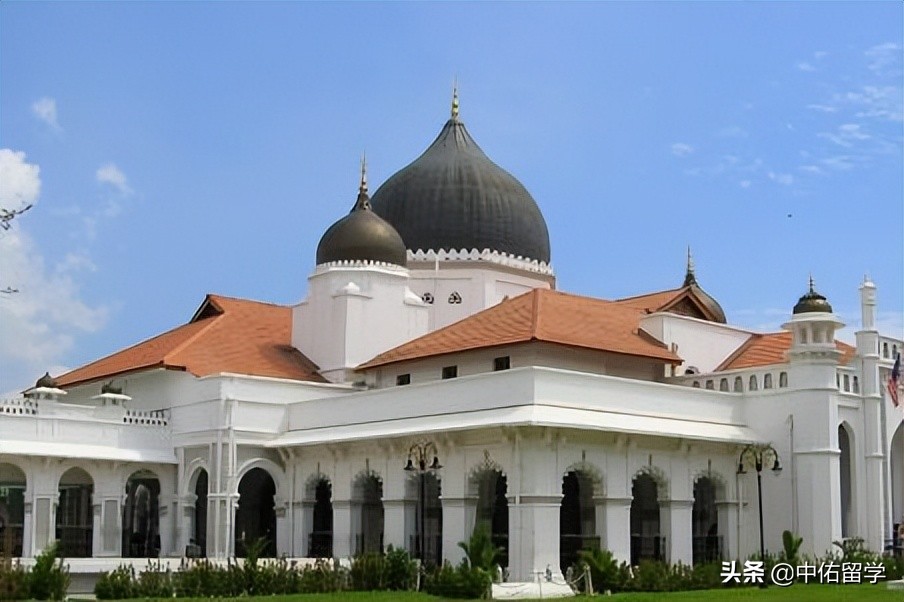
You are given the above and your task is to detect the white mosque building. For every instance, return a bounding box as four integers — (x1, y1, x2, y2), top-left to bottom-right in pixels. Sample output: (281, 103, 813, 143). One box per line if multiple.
(1, 99, 902, 584)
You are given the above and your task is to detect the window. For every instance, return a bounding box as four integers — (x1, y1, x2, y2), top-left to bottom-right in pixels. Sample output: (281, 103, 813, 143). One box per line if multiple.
(705, 380, 714, 390)
(692, 381, 701, 388)
(493, 356, 511, 371)
(749, 375, 758, 391)
(719, 378, 729, 392)
(883, 342, 889, 358)
(852, 376, 859, 394)
(779, 372, 788, 388)
(764, 374, 773, 389)
(396, 374, 411, 386)
(843, 374, 850, 392)
(441, 366, 458, 379)
(734, 376, 743, 392)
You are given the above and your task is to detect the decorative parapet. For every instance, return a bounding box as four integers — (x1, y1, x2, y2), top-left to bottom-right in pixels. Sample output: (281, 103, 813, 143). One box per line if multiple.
(670, 366, 790, 394)
(0, 398, 37, 416)
(314, 259, 408, 273)
(407, 248, 554, 276)
(123, 408, 169, 426)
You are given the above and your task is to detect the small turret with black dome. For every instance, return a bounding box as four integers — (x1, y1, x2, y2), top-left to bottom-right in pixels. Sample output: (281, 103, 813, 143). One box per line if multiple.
(793, 276, 833, 314)
(315, 160, 408, 268)
(370, 90, 551, 263)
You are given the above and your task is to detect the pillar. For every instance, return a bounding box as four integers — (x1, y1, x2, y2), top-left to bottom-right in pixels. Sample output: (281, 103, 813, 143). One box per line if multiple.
(295, 500, 312, 557)
(440, 496, 475, 566)
(508, 494, 563, 581)
(332, 500, 352, 558)
(716, 501, 740, 560)
(599, 497, 631, 564)
(662, 499, 693, 565)
(275, 497, 290, 556)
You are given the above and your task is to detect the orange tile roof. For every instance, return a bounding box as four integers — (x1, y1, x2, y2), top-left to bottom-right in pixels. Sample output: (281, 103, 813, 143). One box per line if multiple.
(56, 294, 325, 388)
(358, 288, 681, 369)
(716, 331, 856, 371)
(612, 287, 685, 312)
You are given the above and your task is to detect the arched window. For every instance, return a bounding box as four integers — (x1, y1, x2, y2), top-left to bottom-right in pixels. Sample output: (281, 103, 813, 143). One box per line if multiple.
(749, 375, 758, 391)
(734, 376, 743, 392)
(719, 378, 729, 392)
(800, 329, 808, 344)
(764, 374, 773, 389)
(843, 374, 850, 391)
(779, 372, 788, 388)
(235, 468, 276, 557)
(852, 376, 859, 394)
(705, 380, 714, 390)
(883, 342, 889, 358)
(692, 381, 701, 388)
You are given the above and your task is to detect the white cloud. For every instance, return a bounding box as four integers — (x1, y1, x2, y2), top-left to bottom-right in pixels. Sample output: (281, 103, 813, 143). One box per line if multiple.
(819, 123, 871, 148)
(671, 143, 694, 157)
(0, 149, 41, 212)
(798, 165, 824, 175)
(796, 61, 816, 72)
(0, 149, 108, 391)
(768, 172, 795, 186)
(807, 104, 838, 114)
(866, 42, 901, 75)
(96, 163, 132, 195)
(30, 97, 60, 131)
(739, 180, 751, 188)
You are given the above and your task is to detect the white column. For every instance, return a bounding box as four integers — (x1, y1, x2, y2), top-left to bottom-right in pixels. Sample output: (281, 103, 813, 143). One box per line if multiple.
(717, 501, 740, 560)
(275, 498, 289, 557)
(158, 494, 176, 557)
(662, 499, 694, 565)
(508, 494, 563, 582)
(294, 500, 311, 557)
(332, 500, 352, 558)
(599, 497, 631, 564)
(177, 495, 197, 555)
(383, 499, 408, 551)
(440, 496, 474, 566)
(21, 493, 33, 557)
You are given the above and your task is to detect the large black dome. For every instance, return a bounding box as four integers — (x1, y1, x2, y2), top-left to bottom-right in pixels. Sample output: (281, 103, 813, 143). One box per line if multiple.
(316, 186, 408, 267)
(369, 115, 551, 264)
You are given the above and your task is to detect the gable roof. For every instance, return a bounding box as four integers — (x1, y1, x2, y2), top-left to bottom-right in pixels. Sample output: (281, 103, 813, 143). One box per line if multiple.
(358, 288, 681, 370)
(612, 284, 726, 323)
(716, 331, 856, 371)
(55, 294, 325, 388)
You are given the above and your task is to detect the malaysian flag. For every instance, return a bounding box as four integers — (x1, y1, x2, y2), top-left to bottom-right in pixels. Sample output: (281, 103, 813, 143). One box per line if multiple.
(888, 352, 901, 408)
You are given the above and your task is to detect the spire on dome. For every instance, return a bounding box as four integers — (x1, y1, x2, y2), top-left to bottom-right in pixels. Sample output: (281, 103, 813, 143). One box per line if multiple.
(451, 79, 460, 121)
(353, 154, 371, 211)
(793, 274, 833, 314)
(683, 246, 697, 287)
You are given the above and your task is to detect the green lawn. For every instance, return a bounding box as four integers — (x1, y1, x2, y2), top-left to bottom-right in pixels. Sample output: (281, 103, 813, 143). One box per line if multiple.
(74, 582, 903, 602)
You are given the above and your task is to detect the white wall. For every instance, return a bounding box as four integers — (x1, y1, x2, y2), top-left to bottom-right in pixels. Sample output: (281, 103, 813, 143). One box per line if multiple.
(641, 313, 753, 375)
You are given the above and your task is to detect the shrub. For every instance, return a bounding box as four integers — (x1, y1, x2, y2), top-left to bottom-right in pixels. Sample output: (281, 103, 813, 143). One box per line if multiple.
(781, 530, 803, 565)
(94, 564, 135, 600)
(458, 524, 504, 572)
(0, 556, 28, 601)
(26, 542, 69, 601)
(383, 545, 418, 590)
(298, 558, 347, 593)
(350, 552, 386, 590)
(135, 560, 174, 598)
(577, 548, 630, 593)
(424, 560, 491, 599)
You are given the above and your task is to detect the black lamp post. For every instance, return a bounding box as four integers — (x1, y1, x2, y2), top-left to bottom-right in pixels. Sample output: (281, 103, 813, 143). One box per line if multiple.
(405, 441, 442, 565)
(737, 443, 782, 588)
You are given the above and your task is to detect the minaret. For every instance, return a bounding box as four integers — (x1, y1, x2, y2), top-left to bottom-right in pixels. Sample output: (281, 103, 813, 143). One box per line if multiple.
(783, 276, 845, 385)
(855, 276, 885, 552)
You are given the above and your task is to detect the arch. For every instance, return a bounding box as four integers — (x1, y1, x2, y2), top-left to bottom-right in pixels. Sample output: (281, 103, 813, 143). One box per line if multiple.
(562, 460, 605, 497)
(891, 423, 903, 538)
(838, 423, 854, 538)
(57, 467, 93, 558)
(883, 342, 889, 358)
(692, 476, 721, 563)
(470, 465, 508, 568)
(633, 465, 669, 499)
(705, 380, 714, 390)
(352, 469, 384, 555)
(192, 468, 208, 557)
(234, 458, 285, 499)
(733, 376, 743, 392)
(183, 458, 209, 497)
(719, 378, 729, 392)
(560, 469, 597, 572)
(779, 372, 788, 388)
(630, 471, 663, 564)
(122, 469, 160, 558)
(410, 471, 443, 567)
(305, 473, 332, 558)
(852, 376, 860, 394)
(749, 375, 758, 391)
(764, 373, 773, 389)
(235, 467, 276, 557)
(0, 462, 27, 556)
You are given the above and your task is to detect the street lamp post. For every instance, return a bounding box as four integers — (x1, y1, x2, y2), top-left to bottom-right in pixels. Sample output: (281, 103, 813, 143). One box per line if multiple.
(405, 442, 442, 565)
(737, 443, 782, 588)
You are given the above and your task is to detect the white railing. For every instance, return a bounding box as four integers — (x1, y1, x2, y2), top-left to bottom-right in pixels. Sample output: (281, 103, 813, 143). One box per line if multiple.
(123, 408, 169, 426)
(0, 398, 38, 416)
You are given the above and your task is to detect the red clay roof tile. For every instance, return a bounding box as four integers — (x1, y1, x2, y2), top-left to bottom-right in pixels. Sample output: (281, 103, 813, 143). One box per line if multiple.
(717, 331, 855, 371)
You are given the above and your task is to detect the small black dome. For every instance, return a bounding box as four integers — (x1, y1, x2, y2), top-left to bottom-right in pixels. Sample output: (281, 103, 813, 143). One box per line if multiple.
(370, 114, 550, 263)
(793, 277, 833, 314)
(35, 372, 57, 388)
(316, 186, 408, 267)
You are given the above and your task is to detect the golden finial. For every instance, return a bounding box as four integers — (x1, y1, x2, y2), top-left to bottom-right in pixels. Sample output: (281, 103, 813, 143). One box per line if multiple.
(451, 78, 459, 120)
(359, 153, 367, 195)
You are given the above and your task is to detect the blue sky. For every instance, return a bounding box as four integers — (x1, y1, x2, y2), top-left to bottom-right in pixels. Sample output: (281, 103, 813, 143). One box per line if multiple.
(1, 2, 902, 392)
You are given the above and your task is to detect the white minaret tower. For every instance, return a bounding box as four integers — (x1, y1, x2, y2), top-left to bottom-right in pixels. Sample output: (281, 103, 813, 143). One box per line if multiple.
(855, 276, 886, 551)
(781, 277, 846, 556)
